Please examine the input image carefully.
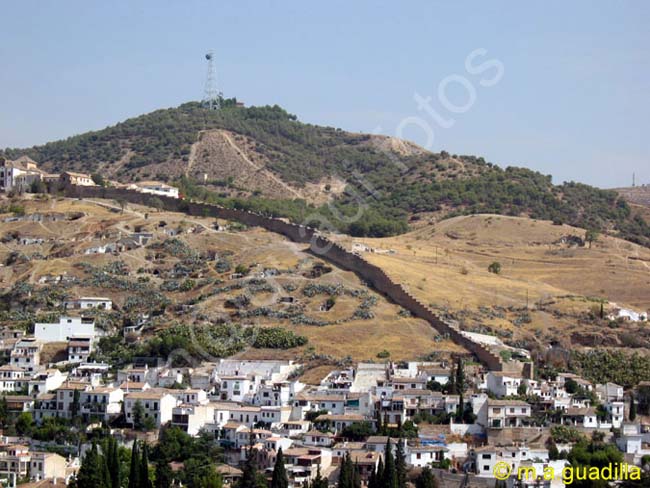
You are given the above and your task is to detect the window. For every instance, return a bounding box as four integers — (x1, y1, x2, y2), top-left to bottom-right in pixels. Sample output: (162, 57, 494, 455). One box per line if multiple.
(416, 453, 421, 459)
(510, 408, 515, 413)
(483, 465, 490, 471)
(481, 454, 491, 459)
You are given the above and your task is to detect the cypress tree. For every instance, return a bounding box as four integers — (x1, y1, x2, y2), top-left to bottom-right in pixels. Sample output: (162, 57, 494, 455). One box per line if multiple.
(382, 413, 389, 435)
(395, 440, 406, 488)
(139, 442, 152, 488)
(110, 437, 121, 488)
(338, 452, 352, 488)
(455, 358, 465, 394)
(76, 442, 107, 488)
(630, 394, 637, 421)
(312, 465, 328, 488)
(352, 461, 361, 488)
(376, 458, 384, 486)
(368, 466, 377, 488)
(383, 439, 397, 488)
(154, 461, 173, 488)
(415, 467, 438, 488)
(103, 437, 121, 488)
(241, 431, 265, 488)
(271, 448, 289, 488)
(128, 441, 140, 488)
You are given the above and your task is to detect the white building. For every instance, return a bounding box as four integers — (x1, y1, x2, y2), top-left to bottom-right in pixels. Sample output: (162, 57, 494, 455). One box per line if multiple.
(133, 181, 180, 199)
(124, 389, 178, 428)
(28, 369, 66, 396)
(34, 316, 96, 342)
(172, 403, 216, 436)
(486, 372, 524, 398)
(483, 399, 531, 429)
(0, 156, 45, 192)
(406, 445, 448, 467)
(64, 297, 113, 311)
(80, 386, 124, 422)
(68, 336, 93, 363)
(0, 364, 27, 393)
(10, 338, 41, 373)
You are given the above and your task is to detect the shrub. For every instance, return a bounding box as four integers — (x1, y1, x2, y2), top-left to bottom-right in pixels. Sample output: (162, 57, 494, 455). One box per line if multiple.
(488, 261, 502, 274)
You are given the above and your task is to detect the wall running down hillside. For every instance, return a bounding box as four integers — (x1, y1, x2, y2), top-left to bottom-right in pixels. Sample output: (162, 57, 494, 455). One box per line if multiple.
(65, 185, 530, 376)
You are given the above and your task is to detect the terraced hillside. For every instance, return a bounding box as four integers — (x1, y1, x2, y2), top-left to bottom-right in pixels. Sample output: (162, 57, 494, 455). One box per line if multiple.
(0, 194, 465, 371)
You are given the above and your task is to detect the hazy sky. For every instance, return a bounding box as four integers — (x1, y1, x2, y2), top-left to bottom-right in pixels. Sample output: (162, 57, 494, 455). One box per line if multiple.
(1, 1, 648, 188)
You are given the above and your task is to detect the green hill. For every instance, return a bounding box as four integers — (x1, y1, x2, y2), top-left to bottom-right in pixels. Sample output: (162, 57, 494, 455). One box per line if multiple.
(3, 101, 650, 245)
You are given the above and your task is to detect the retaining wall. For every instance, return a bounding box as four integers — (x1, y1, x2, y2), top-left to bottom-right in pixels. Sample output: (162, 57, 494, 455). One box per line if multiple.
(65, 185, 520, 373)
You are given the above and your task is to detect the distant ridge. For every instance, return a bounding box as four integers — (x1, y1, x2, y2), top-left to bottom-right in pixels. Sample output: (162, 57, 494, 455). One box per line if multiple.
(3, 101, 650, 245)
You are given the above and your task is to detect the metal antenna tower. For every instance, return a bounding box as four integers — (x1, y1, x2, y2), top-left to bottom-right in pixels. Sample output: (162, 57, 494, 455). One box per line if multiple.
(202, 51, 222, 110)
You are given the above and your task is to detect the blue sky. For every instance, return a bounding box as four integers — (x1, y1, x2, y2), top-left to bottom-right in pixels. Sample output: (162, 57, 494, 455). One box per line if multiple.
(1, 1, 648, 188)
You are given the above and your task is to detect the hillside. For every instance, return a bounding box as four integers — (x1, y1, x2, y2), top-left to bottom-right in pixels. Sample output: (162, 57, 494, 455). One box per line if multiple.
(343, 214, 650, 362)
(0, 194, 464, 370)
(3, 101, 650, 245)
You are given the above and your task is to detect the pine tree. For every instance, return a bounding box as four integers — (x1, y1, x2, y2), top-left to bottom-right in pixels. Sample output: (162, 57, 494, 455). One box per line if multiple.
(415, 467, 438, 488)
(383, 439, 397, 488)
(128, 441, 140, 488)
(140, 442, 152, 488)
(395, 440, 406, 488)
(271, 448, 289, 488)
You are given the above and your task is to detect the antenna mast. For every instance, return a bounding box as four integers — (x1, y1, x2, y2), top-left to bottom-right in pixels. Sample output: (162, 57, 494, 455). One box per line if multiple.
(202, 51, 222, 110)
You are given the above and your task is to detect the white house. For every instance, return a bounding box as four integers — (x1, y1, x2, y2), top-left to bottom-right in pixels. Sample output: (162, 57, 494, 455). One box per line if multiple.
(67, 336, 93, 363)
(125, 389, 178, 428)
(561, 407, 599, 428)
(0, 364, 27, 393)
(406, 445, 448, 467)
(483, 399, 531, 429)
(80, 386, 124, 422)
(10, 338, 41, 373)
(64, 297, 113, 311)
(34, 316, 96, 342)
(172, 403, 216, 435)
(133, 181, 180, 199)
(28, 369, 66, 396)
(486, 372, 524, 398)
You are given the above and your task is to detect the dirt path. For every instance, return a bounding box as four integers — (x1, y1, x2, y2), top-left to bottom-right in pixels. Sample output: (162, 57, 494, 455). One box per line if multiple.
(185, 130, 206, 177)
(219, 131, 302, 199)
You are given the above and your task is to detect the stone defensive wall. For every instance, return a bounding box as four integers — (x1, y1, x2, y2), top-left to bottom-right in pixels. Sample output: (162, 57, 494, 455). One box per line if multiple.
(65, 185, 528, 375)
